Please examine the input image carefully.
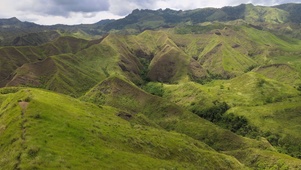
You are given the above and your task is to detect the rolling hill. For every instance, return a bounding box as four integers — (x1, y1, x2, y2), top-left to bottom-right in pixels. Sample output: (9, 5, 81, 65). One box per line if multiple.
(1, 2, 301, 169)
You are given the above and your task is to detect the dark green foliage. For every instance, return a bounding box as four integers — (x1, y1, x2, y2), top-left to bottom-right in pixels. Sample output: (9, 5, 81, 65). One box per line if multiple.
(276, 3, 301, 23)
(195, 77, 212, 85)
(0, 87, 20, 94)
(143, 82, 164, 97)
(207, 70, 231, 80)
(195, 71, 230, 85)
(191, 101, 229, 122)
(220, 4, 246, 21)
(296, 84, 301, 91)
(244, 65, 257, 72)
(188, 8, 217, 23)
(264, 131, 281, 146)
(220, 113, 260, 138)
(191, 102, 260, 138)
(136, 50, 154, 83)
(264, 132, 301, 158)
(24, 96, 31, 102)
(257, 79, 266, 87)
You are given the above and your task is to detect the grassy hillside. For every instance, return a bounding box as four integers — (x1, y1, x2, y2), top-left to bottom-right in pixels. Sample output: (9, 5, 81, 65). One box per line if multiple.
(82, 76, 301, 169)
(1, 6, 301, 168)
(161, 71, 301, 159)
(228, 102, 301, 158)
(0, 36, 99, 87)
(0, 87, 247, 169)
(253, 64, 301, 86)
(4, 25, 301, 95)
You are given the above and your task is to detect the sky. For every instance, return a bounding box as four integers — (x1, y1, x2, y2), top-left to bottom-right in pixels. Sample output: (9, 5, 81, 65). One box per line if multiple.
(0, 0, 300, 25)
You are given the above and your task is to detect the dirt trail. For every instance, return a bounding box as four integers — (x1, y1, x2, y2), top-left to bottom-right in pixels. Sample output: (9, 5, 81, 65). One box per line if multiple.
(15, 101, 29, 169)
(18, 101, 29, 111)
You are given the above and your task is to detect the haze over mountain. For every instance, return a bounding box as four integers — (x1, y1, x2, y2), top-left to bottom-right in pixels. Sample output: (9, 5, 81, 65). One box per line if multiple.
(1, 3, 301, 169)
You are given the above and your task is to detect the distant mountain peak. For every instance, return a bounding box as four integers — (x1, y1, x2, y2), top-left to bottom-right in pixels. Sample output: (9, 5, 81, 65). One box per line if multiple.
(0, 17, 22, 25)
(8, 17, 20, 22)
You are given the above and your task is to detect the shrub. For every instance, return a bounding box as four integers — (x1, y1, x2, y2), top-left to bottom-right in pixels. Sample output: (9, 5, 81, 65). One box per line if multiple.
(191, 101, 229, 122)
(24, 96, 31, 102)
(143, 82, 164, 97)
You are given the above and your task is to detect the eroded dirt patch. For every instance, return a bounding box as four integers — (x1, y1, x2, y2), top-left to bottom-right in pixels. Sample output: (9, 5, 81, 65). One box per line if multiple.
(18, 101, 29, 110)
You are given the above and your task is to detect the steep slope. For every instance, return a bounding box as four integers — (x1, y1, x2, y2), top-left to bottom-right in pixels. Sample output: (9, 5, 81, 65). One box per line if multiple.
(275, 3, 301, 23)
(0, 87, 245, 169)
(228, 101, 301, 159)
(87, 30, 204, 84)
(2, 36, 105, 95)
(7, 53, 107, 97)
(161, 71, 301, 158)
(170, 26, 259, 78)
(171, 24, 301, 79)
(161, 72, 299, 114)
(5, 26, 301, 97)
(253, 64, 301, 86)
(244, 4, 289, 24)
(0, 46, 44, 87)
(11, 31, 60, 46)
(209, 72, 299, 106)
(82, 76, 301, 169)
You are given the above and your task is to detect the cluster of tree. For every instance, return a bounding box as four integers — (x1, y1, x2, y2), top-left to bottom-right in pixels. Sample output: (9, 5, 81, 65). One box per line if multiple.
(142, 82, 164, 97)
(219, 113, 260, 137)
(191, 101, 260, 138)
(264, 132, 301, 158)
(191, 101, 229, 122)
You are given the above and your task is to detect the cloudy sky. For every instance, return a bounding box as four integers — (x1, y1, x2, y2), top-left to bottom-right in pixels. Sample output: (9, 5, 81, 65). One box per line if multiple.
(0, 0, 300, 25)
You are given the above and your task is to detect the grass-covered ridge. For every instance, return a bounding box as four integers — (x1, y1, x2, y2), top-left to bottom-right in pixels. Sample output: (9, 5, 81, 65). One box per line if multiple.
(0, 87, 248, 169)
(161, 71, 301, 159)
(81, 76, 301, 169)
(4, 24, 301, 95)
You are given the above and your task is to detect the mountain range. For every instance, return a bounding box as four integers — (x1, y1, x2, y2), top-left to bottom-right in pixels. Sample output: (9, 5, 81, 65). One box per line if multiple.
(1, 3, 301, 169)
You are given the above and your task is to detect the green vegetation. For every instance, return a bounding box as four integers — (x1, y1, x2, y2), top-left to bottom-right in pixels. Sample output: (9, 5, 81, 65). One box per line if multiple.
(0, 87, 248, 169)
(142, 82, 164, 97)
(81, 76, 301, 169)
(1, 3, 301, 169)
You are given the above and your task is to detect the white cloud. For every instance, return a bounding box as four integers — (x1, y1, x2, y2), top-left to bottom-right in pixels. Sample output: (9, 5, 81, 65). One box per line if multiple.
(108, 0, 155, 15)
(19, 11, 122, 25)
(17, 0, 110, 17)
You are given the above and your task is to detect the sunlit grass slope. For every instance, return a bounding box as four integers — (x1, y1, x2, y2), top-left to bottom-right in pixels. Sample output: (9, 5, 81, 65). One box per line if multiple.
(228, 101, 301, 158)
(161, 71, 301, 160)
(0, 87, 247, 169)
(82, 76, 301, 169)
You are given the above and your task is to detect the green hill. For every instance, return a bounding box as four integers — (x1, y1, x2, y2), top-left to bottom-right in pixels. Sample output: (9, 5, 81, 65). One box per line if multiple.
(161, 71, 301, 159)
(0, 87, 246, 169)
(82, 76, 301, 169)
(1, 3, 301, 169)
(3, 23, 301, 94)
